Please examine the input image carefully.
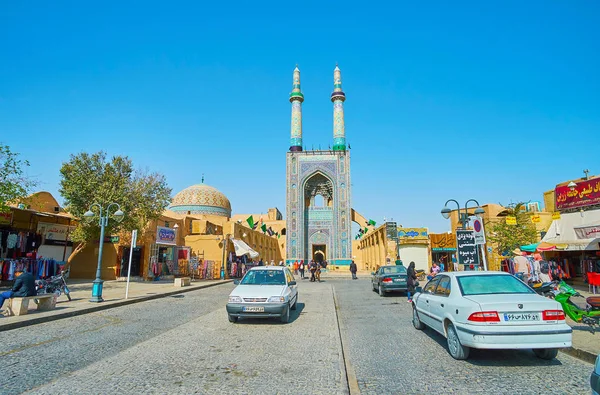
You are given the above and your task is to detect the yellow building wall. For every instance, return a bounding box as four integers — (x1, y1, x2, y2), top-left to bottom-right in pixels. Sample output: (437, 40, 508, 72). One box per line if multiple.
(69, 243, 118, 280)
(543, 190, 555, 213)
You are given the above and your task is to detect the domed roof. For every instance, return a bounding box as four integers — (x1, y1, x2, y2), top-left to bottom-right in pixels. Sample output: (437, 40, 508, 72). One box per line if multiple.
(169, 184, 231, 217)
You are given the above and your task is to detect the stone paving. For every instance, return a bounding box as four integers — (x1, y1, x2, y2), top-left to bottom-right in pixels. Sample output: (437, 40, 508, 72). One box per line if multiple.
(4, 278, 346, 395)
(332, 278, 593, 395)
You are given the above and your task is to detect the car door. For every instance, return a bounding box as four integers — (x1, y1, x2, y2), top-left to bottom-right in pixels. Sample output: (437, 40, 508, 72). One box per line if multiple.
(372, 268, 380, 288)
(427, 275, 451, 334)
(416, 277, 441, 327)
(284, 269, 297, 304)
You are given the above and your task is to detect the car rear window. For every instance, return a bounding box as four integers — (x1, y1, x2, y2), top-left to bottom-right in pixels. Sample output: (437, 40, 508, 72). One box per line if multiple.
(241, 270, 286, 285)
(457, 274, 534, 296)
(381, 266, 407, 274)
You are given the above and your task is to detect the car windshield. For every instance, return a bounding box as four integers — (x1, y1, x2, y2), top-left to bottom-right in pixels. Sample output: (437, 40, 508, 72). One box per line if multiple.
(457, 274, 534, 296)
(381, 266, 406, 274)
(240, 269, 286, 285)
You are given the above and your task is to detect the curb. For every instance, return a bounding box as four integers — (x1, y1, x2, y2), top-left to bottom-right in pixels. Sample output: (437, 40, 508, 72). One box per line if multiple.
(560, 346, 598, 364)
(0, 280, 233, 332)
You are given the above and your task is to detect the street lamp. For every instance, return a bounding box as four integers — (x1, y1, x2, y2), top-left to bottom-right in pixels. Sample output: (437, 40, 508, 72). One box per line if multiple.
(440, 199, 484, 229)
(84, 203, 125, 302)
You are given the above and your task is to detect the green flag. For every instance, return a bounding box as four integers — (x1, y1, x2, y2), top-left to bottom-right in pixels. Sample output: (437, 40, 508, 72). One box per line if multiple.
(246, 216, 255, 229)
(368, 219, 376, 226)
(277, 233, 281, 239)
(364, 227, 368, 234)
(261, 224, 267, 233)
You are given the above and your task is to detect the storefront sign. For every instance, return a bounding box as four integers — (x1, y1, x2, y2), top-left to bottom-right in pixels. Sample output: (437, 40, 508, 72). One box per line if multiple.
(555, 178, 600, 210)
(552, 212, 561, 220)
(531, 215, 541, 223)
(456, 230, 479, 266)
(574, 224, 600, 240)
(506, 216, 517, 225)
(38, 222, 76, 246)
(0, 211, 13, 226)
(397, 227, 428, 240)
(430, 233, 456, 251)
(156, 226, 177, 245)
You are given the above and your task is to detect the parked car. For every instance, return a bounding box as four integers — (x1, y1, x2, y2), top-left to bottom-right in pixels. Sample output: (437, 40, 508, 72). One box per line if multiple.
(592, 354, 600, 395)
(226, 266, 298, 323)
(371, 265, 408, 296)
(412, 271, 572, 360)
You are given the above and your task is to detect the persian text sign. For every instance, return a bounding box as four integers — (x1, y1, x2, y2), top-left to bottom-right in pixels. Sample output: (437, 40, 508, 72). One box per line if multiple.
(156, 226, 177, 245)
(456, 230, 480, 266)
(0, 211, 13, 226)
(555, 178, 600, 210)
(574, 225, 600, 240)
(397, 227, 428, 240)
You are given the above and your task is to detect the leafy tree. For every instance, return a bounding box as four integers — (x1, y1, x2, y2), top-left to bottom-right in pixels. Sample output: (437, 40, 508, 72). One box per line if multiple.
(59, 151, 172, 263)
(0, 144, 37, 212)
(487, 202, 538, 256)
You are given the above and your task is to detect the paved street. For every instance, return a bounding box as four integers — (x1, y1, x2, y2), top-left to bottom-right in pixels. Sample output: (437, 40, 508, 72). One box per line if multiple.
(0, 277, 594, 394)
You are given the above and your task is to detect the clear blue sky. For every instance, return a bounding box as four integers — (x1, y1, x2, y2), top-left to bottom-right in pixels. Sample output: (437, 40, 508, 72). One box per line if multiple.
(1, 1, 598, 233)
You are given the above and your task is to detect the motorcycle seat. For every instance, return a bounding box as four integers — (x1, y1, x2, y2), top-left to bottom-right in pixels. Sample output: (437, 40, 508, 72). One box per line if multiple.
(587, 296, 600, 308)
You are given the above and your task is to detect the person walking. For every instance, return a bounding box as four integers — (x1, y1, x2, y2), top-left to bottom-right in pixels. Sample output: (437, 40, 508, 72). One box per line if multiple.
(293, 260, 298, 275)
(407, 261, 417, 303)
(309, 260, 317, 282)
(350, 260, 358, 280)
(315, 263, 321, 282)
(513, 248, 530, 283)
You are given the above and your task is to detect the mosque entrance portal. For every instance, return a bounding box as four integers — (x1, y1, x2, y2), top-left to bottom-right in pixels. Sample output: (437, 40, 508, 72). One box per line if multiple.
(312, 245, 326, 263)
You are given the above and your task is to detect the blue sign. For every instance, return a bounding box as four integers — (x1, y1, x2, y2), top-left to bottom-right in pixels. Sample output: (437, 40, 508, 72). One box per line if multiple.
(156, 226, 177, 245)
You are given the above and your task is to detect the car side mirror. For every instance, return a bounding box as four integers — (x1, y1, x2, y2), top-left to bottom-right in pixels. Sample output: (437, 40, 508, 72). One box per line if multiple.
(288, 281, 296, 286)
(233, 280, 239, 285)
(416, 286, 423, 293)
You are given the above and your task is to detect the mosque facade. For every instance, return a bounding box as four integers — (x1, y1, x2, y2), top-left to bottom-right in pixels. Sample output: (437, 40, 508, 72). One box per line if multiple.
(286, 66, 353, 266)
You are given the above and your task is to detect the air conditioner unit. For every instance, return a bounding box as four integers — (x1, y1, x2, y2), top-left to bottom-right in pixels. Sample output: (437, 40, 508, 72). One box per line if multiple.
(54, 206, 60, 213)
(527, 202, 541, 212)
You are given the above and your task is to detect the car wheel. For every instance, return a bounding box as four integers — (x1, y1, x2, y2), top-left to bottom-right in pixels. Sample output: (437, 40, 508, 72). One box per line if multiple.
(228, 314, 238, 323)
(379, 284, 386, 297)
(291, 294, 298, 310)
(446, 323, 470, 360)
(280, 304, 290, 323)
(412, 306, 425, 330)
(532, 348, 558, 360)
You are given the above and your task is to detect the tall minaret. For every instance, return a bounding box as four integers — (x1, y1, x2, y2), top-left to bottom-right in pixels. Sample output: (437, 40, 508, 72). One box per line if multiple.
(289, 65, 304, 152)
(331, 64, 346, 151)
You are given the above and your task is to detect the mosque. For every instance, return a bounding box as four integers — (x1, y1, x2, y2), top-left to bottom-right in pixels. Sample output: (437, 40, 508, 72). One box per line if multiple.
(68, 65, 378, 280)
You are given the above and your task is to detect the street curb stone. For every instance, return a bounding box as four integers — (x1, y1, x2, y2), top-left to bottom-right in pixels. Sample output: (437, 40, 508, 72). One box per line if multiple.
(560, 346, 597, 364)
(0, 280, 233, 332)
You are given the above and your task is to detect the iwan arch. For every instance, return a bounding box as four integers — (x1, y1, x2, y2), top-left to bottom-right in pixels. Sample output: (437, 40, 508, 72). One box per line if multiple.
(286, 65, 367, 267)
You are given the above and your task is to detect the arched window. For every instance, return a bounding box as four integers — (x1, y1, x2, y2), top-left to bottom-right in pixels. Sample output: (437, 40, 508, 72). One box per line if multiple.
(314, 194, 325, 207)
(281, 228, 287, 235)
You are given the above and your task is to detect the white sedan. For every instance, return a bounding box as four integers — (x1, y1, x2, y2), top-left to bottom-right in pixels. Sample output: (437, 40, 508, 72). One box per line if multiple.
(412, 271, 572, 360)
(226, 266, 298, 323)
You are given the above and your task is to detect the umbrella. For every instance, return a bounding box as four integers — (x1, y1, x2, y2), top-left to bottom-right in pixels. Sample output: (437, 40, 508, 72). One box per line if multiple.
(520, 243, 540, 253)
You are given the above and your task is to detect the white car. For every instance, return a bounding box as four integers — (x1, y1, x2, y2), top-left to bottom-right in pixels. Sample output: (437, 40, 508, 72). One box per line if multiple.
(412, 271, 572, 360)
(226, 266, 298, 323)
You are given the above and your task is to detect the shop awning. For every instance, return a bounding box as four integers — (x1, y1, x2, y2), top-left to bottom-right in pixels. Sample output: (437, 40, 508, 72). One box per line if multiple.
(542, 210, 600, 251)
(536, 242, 556, 251)
(520, 243, 539, 253)
(231, 238, 259, 258)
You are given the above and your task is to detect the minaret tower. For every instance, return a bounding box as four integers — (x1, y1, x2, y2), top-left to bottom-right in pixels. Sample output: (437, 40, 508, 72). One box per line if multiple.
(289, 65, 304, 152)
(331, 64, 346, 151)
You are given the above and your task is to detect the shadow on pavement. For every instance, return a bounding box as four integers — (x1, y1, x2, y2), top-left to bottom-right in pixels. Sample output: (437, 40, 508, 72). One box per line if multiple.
(235, 303, 306, 325)
(421, 327, 564, 366)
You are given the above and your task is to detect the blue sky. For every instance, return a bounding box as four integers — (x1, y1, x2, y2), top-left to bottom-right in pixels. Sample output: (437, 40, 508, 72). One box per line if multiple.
(1, 1, 598, 233)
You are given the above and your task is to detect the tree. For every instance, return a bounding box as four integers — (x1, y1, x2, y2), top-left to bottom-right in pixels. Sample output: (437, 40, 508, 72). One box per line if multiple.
(59, 151, 172, 264)
(487, 202, 538, 256)
(0, 144, 37, 212)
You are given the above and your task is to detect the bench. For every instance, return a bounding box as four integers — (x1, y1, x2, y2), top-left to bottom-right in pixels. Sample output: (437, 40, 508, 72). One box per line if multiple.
(5, 294, 57, 316)
(174, 277, 191, 287)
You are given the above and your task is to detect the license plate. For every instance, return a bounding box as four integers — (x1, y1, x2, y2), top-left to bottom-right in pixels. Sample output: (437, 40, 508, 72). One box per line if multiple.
(503, 312, 540, 321)
(394, 278, 406, 282)
(243, 306, 265, 312)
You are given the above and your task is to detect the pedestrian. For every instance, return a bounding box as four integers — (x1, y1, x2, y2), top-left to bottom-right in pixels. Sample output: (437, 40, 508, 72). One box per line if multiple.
(299, 260, 305, 279)
(395, 256, 403, 266)
(315, 262, 321, 282)
(309, 260, 317, 282)
(293, 260, 298, 275)
(258, 259, 264, 266)
(513, 248, 530, 283)
(0, 270, 36, 315)
(427, 262, 440, 281)
(407, 261, 417, 303)
(279, 260, 284, 266)
(350, 260, 358, 280)
(270, 259, 275, 266)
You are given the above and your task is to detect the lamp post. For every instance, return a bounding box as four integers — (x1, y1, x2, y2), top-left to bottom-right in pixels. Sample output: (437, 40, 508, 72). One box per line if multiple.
(84, 203, 125, 302)
(441, 199, 486, 271)
(220, 234, 230, 280)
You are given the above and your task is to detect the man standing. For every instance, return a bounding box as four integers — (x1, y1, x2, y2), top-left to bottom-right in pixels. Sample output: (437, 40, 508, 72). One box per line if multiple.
(0, 270, 36, 315)
(350, 260, 358, 280)
(513, 248, 530, 283)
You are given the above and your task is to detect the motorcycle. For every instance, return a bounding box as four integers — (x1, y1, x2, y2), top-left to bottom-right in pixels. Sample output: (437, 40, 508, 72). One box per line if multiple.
(553, 281, 600, 334)
(35, 271, 72, 301)
(530, 281, 559, 299)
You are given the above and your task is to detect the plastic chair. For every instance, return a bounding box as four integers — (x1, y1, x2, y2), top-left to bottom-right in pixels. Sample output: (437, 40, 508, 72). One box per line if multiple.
(588, 272, 600, 294)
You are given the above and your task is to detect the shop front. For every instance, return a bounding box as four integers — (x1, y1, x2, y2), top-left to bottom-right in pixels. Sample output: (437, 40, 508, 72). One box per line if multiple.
(397, 228, 430, 272)
(148, 226, 179, 279)
(429, 233, 457, 271)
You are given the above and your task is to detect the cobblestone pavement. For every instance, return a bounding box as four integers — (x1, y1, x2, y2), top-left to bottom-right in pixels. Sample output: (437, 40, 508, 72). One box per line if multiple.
(3, 279, 346, 395)
(332, 278, 593, 395)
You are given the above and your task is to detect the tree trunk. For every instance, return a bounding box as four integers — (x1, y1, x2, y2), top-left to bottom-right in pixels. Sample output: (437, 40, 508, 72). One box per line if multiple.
(64, 242, 85, 272)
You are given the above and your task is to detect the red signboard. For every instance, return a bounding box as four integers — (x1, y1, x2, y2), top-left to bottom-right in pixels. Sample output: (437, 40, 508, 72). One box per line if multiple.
(0, 211, 13, 226)
(555, 178, 600, 210)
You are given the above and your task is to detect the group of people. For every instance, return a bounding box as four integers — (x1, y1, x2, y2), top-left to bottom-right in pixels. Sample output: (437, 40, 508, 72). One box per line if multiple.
(291, 260, 328, 282)
(512, 249, 552, 284)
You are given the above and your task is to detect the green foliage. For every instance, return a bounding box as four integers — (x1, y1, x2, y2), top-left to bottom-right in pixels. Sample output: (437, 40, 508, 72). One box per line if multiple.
(487, 202, 538, 256)
(59, 151, 172, 244)
(0, 144, 36, 212)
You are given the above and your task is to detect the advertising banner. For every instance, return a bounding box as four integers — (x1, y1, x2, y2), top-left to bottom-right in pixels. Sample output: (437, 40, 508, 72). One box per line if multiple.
(574, 225, 600, 240)
(156, 226, 177, 245)
(397, 227, 428, 240)
(555, 178, 600, 210)
(37, 222, 76, 246)
(0, 211, 13, 226)
(456, 230, 480, 266)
